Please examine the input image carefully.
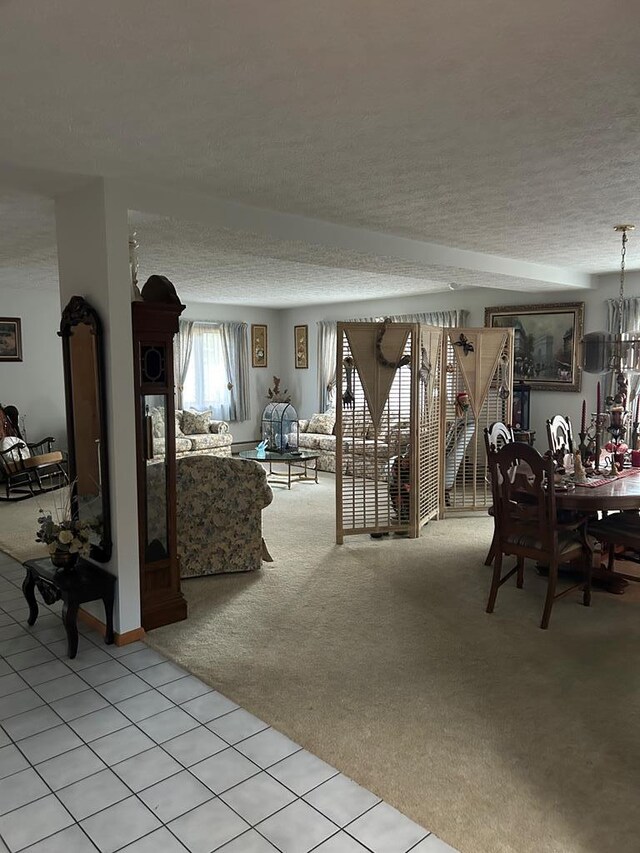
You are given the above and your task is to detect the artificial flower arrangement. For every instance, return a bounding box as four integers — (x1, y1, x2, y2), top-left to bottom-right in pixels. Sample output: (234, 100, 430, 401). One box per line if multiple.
(35, 487, 98, 561)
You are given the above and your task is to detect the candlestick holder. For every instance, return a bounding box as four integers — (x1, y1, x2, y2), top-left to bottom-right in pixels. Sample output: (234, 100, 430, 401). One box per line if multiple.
(592, 411, 607, 473)
(577, 431, 592, 466)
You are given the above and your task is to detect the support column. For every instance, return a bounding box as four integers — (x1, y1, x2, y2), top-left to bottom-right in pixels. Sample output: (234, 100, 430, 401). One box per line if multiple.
(55, 179, 141, 635)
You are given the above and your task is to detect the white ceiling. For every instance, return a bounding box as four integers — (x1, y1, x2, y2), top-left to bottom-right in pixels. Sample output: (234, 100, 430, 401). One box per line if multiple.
(1, 0, 639, 305)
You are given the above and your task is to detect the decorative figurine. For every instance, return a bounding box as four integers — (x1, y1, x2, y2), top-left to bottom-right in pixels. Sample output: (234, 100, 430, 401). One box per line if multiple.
(573, 450, 587, 484)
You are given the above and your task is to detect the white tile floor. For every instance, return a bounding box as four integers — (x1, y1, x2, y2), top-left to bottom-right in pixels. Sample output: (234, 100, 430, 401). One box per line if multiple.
(0, 551, 460, 853)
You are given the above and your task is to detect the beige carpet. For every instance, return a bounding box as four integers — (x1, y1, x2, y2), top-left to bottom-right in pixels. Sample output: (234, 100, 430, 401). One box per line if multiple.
(3, 477, 639, 853)
(0, 488, 64, 562)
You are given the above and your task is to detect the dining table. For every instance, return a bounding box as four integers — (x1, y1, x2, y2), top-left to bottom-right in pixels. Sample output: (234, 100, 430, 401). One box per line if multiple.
(555, 467, 640, 593)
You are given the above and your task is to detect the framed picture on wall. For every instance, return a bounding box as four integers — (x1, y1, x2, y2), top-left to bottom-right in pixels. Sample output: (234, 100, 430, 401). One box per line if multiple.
(0, 318, 23, 362)
(251, 324, 267, 368)
(485, 302, 584, 391)
(294, 324, 308, 369)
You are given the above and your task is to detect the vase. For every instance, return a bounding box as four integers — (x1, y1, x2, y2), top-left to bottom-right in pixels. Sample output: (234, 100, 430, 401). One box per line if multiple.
(50, 551, 78, 570)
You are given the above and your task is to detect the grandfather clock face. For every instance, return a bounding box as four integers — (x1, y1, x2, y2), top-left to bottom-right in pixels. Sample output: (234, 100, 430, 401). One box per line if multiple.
(140, 345, 167, 385)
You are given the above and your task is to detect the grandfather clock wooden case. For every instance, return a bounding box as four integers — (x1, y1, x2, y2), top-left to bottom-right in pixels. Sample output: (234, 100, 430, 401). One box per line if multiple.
(132, 300, 187, 630)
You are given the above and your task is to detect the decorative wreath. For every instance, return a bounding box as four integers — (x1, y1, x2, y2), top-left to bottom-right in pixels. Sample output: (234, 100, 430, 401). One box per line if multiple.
(375, 319, 411, 369)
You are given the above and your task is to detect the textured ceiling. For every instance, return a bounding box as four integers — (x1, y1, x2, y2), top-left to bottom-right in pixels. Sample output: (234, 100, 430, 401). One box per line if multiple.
(1, 0, 639, 302)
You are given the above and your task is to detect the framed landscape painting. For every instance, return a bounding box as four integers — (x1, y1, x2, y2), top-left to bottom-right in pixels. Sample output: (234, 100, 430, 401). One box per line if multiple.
(0, 318, 23, 362)
(294, 324, 308, 369)
(251, 324, 267, 368)
(484, 302, 584, 391)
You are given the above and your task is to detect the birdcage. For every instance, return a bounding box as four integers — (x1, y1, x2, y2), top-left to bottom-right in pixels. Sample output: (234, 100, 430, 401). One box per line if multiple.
(261, 402, 299, 453)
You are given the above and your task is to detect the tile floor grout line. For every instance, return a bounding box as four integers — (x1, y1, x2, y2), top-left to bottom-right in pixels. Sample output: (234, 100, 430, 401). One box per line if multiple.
(1, 554, 440, 853)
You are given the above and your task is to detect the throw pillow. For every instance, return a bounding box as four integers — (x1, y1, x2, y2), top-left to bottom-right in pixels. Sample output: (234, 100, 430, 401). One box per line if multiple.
(175, 411, 184, 436)
(308, 411, 336, 435)
(182, 409, 212, 435)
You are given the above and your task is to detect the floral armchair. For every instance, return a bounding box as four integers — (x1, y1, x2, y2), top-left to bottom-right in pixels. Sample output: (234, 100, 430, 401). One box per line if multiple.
(175, 454, 274, 577)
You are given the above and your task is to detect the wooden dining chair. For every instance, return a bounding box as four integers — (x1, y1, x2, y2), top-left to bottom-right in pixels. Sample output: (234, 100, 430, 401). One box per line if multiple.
(483, 422, 515, 566)
(546, 414, 574, 468)
(486, 442, 593, 629)
(587, 512, 640, 585)
(0, 404, 68, 500)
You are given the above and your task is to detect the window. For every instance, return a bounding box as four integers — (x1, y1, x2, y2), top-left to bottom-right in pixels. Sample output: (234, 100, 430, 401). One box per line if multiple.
(182, 322, 249, 421)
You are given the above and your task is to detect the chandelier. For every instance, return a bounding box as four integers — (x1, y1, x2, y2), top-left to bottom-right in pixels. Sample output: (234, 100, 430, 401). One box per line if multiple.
(583, 224, 640, 406)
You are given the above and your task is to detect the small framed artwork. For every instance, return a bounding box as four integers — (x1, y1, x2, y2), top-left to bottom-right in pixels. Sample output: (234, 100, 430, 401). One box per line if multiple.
(251, 324, 267, 368)
(294, 324, 308, 369)
(485, 302, 584, 392)
(0, 318, 23, 362)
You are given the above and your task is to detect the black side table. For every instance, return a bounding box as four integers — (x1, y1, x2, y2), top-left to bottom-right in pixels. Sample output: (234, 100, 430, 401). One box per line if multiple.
(22, 557, 115, 659)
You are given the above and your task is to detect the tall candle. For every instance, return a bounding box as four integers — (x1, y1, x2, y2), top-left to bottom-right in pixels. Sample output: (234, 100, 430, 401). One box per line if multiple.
(596, 381, 601, 416)
(581, 399, 586, 434)
(635, 394, 639, 424)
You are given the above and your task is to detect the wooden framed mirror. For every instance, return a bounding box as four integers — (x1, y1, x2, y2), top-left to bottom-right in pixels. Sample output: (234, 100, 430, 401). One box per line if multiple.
(59, 296, 112, 562)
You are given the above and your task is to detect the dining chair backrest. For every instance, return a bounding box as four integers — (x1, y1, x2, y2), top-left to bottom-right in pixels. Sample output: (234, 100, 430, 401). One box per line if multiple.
(546, 414, 573, 465)
(484, 421, 515, 455)
(488, 442, 555, 554)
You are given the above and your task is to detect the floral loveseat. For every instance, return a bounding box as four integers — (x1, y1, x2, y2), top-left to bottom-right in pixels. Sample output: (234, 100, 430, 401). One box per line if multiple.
(150, 407, 232, 459)
(175, 454, 273, 577)
(297, 410, 410, 480)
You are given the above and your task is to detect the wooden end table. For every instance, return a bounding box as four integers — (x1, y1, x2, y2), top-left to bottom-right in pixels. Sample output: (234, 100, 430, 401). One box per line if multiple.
(22, 557, 116, 658)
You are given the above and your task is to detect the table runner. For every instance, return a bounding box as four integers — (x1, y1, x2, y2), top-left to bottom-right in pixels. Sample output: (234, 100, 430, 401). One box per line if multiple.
(575, 467, 640, 488)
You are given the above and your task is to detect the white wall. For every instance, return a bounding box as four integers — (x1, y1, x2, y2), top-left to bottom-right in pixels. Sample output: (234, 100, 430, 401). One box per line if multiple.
(280, 271, 640, 445)
(181, 302, 282, 444)
(0, 286, 66, 446)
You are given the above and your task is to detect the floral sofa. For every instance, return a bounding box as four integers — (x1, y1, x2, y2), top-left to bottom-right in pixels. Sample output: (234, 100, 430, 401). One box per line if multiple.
(296, 410, 410, 480)
(175, 454, 273, 577)
(150, 407, 232, 459)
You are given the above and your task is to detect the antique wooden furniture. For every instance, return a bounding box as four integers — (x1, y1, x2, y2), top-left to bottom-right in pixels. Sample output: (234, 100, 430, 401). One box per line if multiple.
(587, 512, 640, 582)
(486, 442, 592, 629)
(22, 557, 115, 658)
(59, 297, 111, 560)
(132, 283, 187, 630)
(483, 421, 515, 566)
(546, 414, 574, 467)
(554, 472, 640, 593)
(0, 404, 68, 500)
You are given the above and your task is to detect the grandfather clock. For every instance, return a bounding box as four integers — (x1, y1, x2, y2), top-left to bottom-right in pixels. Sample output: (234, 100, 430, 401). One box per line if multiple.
(132, 277, 187, 630)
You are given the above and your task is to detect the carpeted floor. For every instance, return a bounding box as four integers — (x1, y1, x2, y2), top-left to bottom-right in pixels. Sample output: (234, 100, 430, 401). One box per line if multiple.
(2, 476, 639, 853)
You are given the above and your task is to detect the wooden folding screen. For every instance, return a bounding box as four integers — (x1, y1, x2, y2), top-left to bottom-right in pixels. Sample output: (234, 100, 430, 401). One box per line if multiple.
(336, 322, 442, 542)
(439, 327, 514, 515)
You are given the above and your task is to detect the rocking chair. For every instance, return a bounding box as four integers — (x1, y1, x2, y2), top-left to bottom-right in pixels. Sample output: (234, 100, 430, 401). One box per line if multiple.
(0, 405, 68, 500)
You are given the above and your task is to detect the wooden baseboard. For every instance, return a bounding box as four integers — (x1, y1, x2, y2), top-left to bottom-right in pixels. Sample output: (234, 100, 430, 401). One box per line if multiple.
(77, 608, 145, 646)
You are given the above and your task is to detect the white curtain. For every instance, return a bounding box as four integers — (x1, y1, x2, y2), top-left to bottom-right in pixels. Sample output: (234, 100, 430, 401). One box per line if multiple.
(183, 321, 249, 421)
(606, 296, 640, 404)
(175, 320, 194, 409)
(316, 310, 468, 412)
(317, 321, 338, 412)
(348, 310, 469, 326)
(220, 321, 250, 422)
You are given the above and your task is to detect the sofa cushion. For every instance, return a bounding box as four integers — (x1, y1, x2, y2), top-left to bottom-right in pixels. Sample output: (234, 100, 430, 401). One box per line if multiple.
(154, 436, 194, 455)
(298, 433, 336, 452)
(308, 411, 336, 435)
(175, 410, 185, 436)
(189, 433, 232, 451)
(149, 406, 165, 438)
(182, 409, 213, 434)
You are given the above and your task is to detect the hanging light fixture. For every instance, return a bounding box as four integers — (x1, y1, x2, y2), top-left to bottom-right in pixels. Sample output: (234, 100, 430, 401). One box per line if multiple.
(582, 225, 640, 406)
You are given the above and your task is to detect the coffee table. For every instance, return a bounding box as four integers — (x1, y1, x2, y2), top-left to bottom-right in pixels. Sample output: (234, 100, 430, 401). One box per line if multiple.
(239, 449, 319, 489)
